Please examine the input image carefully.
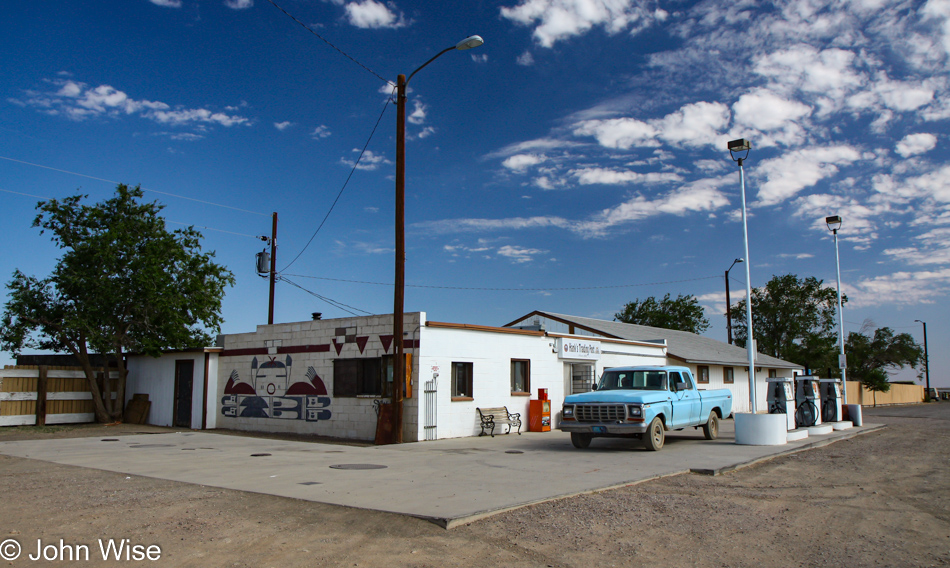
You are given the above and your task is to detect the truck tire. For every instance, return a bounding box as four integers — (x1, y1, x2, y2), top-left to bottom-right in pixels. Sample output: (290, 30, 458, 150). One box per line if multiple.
(702, 412, 719, 440)
(571, 433, 592, 449)
(643, 417, 665, 451)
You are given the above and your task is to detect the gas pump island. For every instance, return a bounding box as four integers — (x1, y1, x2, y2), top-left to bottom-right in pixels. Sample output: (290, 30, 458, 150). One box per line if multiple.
(766, 375, 853, 440)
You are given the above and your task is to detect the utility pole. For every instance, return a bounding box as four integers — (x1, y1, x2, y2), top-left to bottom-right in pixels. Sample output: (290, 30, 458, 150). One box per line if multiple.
(916, 320, 930, 400)
(268, 212, 277, 325)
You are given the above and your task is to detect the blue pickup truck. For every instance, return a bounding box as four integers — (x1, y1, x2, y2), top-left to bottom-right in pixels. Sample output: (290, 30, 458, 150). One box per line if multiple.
(559, 365, 733, 451)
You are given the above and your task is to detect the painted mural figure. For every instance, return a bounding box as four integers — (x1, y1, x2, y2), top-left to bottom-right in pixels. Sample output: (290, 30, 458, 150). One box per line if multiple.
(221, 355, 331, 421)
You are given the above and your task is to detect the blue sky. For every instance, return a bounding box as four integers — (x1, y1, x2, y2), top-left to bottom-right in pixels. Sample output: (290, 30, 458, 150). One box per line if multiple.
(2, 0, 947, 386)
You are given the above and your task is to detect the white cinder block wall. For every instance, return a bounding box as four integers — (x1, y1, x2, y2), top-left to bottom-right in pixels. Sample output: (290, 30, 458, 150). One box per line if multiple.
(215, 313, 422, 442)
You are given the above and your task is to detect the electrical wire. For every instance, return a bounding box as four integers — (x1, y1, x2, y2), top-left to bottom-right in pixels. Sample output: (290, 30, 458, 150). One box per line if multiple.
(0, 156, 270, 217)
(265, 0, 393, 86)
(166, 220, 264, 240)
(281, 273, 722, 292)
(279, 275, 373, 316)
(278, 91, 394, 272)
(0, 187, 52, 200)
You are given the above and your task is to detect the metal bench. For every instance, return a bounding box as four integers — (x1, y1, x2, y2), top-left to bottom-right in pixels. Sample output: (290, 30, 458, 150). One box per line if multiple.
(477, 406, 522, 437)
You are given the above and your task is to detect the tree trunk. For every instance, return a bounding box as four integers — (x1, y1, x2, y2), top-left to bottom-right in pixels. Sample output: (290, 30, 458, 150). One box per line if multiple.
(75, 343, 111, 423)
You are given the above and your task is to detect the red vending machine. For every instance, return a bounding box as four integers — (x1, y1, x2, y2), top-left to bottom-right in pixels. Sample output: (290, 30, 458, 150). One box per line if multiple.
(529, 388, 551, 432)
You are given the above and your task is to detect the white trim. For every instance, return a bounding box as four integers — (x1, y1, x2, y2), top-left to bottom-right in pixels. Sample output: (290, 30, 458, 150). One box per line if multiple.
(0, 392, 36, 401)
(48, 392, 93, 401)
(46, 413, 95, 424)
(0, 415, 35, 426)
(0, 392, 104, 401)
(0, 369, 119, 379)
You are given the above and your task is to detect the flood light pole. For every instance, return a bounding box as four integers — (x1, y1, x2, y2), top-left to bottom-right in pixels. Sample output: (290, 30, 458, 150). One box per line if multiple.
(728, 138, 757, 413)
(392, 35, 484, 443)
(826, 215, 848, 404)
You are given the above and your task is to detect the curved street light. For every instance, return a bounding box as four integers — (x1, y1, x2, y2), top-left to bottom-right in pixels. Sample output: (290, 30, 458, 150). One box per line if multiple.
(392, 36, 484, 443)
(725, 258, 744, 345)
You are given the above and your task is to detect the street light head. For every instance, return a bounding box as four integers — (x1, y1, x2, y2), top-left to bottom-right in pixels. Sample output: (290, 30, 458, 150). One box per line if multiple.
(735, 258, 744, 264)
(727, 139, 751, 152)
(727, 138, 751, 163)
(826, 215, 842, 232)
(455, 35, 484, 50)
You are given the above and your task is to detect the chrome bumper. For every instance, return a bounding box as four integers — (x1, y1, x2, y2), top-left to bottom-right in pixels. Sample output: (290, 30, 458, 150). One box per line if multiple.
(559, 421, 648, 435)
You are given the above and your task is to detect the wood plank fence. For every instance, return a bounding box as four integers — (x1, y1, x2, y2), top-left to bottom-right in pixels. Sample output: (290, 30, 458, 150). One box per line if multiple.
(846, 381, 924, 406)
(0, 365, 119, 426)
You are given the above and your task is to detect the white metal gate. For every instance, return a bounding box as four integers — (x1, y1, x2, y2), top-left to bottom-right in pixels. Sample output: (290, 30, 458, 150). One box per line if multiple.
(423, 377, 438, 440)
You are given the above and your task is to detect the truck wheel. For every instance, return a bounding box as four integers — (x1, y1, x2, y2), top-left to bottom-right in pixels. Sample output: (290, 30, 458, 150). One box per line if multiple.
(702, 412, 719, 440)
(571, 433, 592, 449)
(643, 417, 664, 451)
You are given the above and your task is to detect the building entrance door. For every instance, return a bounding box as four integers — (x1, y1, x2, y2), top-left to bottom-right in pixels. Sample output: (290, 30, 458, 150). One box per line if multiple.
(570, 363, 595, 394)
(174, 360, 194, 428)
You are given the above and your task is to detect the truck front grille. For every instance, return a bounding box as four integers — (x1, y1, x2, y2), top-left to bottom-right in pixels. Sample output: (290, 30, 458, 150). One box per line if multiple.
(575, 404, 626, 422)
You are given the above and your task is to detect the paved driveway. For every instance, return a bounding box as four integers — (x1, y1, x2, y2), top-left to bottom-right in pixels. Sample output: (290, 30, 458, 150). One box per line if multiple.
(0, 418, 881, 528)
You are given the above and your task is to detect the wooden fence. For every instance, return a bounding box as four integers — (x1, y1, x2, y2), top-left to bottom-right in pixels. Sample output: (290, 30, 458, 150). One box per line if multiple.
(0, 366, 118, 426)
(846, 381, 924, 406)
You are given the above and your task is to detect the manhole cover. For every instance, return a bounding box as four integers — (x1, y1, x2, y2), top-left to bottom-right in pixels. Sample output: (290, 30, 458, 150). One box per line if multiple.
(250, 453, 272, 457)
(101, 439, 119, 442)
(505, 450, 524, 454)
(329, 464, 387, 470)
(298, 481, 322, 486)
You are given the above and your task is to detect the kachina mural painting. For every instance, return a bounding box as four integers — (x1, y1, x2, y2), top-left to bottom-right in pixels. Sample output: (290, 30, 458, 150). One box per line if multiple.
(222, 355, 331, 421)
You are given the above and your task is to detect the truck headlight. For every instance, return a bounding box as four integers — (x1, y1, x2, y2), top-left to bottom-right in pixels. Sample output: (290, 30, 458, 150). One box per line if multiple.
(562, 405, 574, 419)
(627, 405, 642, 418)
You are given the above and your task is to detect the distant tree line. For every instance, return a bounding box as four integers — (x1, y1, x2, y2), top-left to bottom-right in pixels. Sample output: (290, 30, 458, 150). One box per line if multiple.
(616, 273, 924, 394)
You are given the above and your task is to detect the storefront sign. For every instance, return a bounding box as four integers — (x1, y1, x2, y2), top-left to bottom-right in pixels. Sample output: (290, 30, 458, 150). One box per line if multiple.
(557, 338, 601, 360)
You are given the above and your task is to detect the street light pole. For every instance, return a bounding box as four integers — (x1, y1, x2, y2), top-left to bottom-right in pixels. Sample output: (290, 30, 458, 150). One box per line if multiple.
(826, 215, 848, 405)
(725, 258, 743, 345)
(728, 139, 756, 413)
(392, 35, 484, 444)
(915, 319, 930, 400)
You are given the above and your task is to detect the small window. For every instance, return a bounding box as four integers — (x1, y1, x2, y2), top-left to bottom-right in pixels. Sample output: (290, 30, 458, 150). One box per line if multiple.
(697, 365, 710, 384)
(452, 362, 473, 399)
(768, 368, 777, 378)
(511, 359, 530, 394)
(723, 367, 734, 384)
(333, 358, 382, 397)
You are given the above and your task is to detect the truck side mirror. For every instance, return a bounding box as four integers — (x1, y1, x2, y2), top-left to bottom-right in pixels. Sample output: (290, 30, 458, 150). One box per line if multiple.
(591, 384, 598, 391)
(675, 382, 688, 392)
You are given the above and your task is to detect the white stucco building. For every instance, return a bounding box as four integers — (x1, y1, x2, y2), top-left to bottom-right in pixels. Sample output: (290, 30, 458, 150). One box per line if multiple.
(125, 310, 802, 441)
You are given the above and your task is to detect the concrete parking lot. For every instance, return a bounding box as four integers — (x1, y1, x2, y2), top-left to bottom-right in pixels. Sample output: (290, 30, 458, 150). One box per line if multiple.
(0, 417, 879, 528)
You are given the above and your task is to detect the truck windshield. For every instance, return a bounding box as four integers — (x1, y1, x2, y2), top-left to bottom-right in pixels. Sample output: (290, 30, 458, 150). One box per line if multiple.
(598, 370, 667, 391)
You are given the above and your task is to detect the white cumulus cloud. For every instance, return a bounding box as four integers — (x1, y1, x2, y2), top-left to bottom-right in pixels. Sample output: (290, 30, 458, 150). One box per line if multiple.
(895, 132, 938, 157)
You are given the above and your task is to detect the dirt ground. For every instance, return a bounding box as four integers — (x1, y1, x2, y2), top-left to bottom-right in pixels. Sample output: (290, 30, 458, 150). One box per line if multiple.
(0, 408, 948, 568)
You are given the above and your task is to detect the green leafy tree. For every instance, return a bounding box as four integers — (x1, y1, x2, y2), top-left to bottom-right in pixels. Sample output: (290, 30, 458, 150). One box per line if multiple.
(846, 323, 923, 406)
(615, 293, 710, 334)
(1, 185, 235, 422)
(731, 274, 844, 370)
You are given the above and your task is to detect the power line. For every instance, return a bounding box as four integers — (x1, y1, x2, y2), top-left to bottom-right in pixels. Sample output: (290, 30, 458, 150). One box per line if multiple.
(279, 275, 373, 316)
(0, 155, 270, 217)
(0, 187, 51, 200)
(281, 273, 722, 292)
(265, 0, 393, 86)
(166, 220, 264, 240)
(279, 92, 394, 272)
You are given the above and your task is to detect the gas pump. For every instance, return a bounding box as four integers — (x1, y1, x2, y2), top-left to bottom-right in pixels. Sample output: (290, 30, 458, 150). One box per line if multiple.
(766, 377, 796, 431)
(818, 379, 843, 423)
(795, 376, 822, 428)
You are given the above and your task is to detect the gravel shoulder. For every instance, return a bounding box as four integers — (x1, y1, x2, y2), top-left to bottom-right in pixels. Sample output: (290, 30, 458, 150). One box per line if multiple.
(1, 407, 948, 567)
